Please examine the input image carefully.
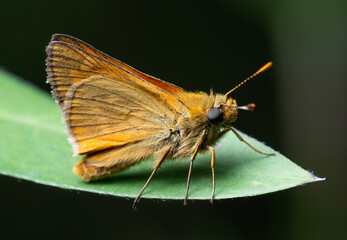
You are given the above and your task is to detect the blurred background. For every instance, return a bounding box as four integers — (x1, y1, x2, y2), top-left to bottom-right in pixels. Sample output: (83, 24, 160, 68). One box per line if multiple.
(0, 0, 346, 239)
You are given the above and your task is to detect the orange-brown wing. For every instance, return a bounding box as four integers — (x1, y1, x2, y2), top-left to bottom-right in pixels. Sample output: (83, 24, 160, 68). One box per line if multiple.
(46, 34, 185, 108)
(73, 139, 160, 181)
(64, 75, 177, 156)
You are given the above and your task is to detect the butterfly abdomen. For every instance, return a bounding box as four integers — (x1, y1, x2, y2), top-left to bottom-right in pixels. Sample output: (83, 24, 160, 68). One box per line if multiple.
(73, 160, 130, 181)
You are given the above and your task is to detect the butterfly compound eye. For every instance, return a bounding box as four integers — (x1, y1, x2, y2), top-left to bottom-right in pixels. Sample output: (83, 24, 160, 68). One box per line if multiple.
(207, 107, 223, 123)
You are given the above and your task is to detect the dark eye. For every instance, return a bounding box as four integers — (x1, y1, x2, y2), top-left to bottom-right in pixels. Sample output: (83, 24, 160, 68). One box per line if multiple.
(207, 107, 223, 123)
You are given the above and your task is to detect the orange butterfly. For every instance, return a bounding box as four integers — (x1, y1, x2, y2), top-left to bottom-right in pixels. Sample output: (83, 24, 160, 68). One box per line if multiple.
(46, 34, 274, 208)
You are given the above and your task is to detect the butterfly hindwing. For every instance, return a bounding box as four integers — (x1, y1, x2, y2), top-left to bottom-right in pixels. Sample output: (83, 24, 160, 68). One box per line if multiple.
(64, 75, 176, 155)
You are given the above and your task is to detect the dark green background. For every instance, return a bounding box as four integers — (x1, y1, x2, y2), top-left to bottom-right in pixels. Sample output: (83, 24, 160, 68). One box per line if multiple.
(0, 0, 346, 239)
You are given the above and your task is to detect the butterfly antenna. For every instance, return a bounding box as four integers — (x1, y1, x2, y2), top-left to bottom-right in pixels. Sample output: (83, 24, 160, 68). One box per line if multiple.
(224, 103, 256, 111)
(224, 62, 273, 98)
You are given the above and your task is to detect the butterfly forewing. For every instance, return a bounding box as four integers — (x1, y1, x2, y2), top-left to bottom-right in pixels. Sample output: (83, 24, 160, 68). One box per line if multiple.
(52, 34, 185, 95)
(46, 34, 185, 108)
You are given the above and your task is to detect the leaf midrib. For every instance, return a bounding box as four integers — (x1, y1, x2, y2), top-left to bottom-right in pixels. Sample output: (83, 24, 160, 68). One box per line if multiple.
(0, 111, 64, 135)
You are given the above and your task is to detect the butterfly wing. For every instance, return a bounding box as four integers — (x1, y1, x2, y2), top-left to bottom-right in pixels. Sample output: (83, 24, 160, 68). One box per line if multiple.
(46, 34, 190, 157)
(46, 34, 185, 108)
(64, 75, 175, 155)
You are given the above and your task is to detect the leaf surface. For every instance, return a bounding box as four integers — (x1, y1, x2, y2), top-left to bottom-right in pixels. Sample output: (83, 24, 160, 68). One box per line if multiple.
(0, 70, 323, 200)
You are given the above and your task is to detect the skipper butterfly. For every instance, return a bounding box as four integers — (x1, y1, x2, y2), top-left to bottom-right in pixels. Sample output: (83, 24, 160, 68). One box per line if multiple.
(46, 34, 274, 208)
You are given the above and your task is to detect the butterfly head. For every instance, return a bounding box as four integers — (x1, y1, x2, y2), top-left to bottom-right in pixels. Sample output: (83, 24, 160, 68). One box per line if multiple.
(207, 61, 272, 128)
(207, 97, 256, 128)
(207, 97, 238, 127)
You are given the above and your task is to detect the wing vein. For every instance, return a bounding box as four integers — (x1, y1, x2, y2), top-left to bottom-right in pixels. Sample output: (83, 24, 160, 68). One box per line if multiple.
(49, 53, 96, 69)
(52, 42, 115, 75)
(77, 126, 162, 142)
(81, 81, 168, 118)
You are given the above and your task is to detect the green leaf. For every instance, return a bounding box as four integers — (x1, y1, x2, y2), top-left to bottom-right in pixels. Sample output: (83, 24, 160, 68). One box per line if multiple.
(0, 70, 323, 200)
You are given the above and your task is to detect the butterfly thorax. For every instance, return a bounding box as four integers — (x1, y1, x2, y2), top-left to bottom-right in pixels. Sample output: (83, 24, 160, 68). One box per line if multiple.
(166, 92, 238, 159)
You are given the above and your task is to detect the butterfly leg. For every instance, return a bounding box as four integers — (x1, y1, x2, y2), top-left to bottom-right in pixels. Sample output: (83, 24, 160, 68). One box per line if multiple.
(207, 146, 216, 204)
(132, 146, 171, 210)
(184, 130, 207, 205)
(229, 127, 275, 156)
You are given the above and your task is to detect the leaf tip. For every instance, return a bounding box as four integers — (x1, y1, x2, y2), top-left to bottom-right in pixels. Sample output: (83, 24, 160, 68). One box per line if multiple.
(304, 170, 325, 184)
